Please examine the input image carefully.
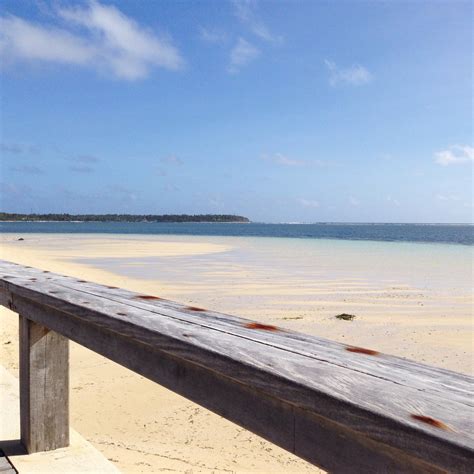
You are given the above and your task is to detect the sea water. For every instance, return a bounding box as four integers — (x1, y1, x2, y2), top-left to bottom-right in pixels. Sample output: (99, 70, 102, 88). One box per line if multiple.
(0, 222, 472, 245)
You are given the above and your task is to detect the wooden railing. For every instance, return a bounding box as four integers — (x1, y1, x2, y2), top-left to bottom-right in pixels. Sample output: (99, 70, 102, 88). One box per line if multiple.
(0, 259, 472, 472)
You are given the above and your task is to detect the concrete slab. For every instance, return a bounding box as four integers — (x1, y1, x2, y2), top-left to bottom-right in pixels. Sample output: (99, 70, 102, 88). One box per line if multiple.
(0, 365, 120, 473)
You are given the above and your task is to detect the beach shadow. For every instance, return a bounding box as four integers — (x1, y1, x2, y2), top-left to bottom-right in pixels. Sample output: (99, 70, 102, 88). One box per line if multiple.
(0, 439, 27, 456)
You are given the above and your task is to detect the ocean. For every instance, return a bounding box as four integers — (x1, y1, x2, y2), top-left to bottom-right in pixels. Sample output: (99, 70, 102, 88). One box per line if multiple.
(0, 221, 472, 245)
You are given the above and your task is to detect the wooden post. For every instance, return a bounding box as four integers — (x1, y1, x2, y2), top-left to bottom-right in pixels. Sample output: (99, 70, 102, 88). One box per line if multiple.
(19, 315, 69, 453)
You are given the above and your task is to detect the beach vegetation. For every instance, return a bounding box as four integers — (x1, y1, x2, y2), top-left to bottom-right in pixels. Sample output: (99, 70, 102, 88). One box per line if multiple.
(0, 213, 250, 223)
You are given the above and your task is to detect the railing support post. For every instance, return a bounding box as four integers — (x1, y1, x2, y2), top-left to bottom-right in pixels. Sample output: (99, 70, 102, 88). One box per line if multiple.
(19, 315, 69, 453)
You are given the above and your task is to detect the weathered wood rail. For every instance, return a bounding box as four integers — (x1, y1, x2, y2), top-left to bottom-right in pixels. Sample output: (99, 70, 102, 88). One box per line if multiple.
(0, 260, 473, 473)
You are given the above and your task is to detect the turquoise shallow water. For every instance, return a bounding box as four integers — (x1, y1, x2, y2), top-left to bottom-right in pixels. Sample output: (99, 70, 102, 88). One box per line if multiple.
(1, 222, 473, 245)
(79, 235, 473, 292)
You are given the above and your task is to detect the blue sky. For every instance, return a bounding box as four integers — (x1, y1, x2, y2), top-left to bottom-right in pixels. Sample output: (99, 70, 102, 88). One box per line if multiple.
(0, 0, 472, 223)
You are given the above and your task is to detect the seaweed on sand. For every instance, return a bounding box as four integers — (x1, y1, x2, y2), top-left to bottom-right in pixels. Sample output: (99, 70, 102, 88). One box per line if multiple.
(335, 313, 356, 321)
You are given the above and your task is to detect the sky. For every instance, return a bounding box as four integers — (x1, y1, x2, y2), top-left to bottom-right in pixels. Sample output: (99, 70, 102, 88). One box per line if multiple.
(0, 0, 472, 223)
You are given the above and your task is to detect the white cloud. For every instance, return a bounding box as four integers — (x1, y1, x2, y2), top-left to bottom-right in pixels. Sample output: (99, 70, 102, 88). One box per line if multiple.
(232, 0, 281, 43)
(436, 194, 460, 201)
(299, 198, 320, 208)
(0, 1, 184, 80)
(262, 153, 304, 166)
(434, 145, 474, 166)
(324, 59, 373, 86)
(261, 153, 324, 167)
(199, 27, 227, 44)
(387, 195, 400, 206)
(0, 16, 94, 65)
(228, 37, 259, 73)
(349, 196, 360, 206)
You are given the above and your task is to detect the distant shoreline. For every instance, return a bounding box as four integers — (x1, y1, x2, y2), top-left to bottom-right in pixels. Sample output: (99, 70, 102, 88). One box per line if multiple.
(0, 220, 250, 224)
(0, 213, 250, 223)
(1, 220, 472, 226)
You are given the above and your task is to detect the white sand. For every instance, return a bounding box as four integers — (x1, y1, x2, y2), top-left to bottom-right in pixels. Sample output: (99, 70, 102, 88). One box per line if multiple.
(1, 233, 472, 473)
(0, 366, 120, 473)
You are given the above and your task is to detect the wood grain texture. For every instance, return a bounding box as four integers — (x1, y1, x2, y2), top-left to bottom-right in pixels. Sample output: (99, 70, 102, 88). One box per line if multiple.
(1, 260, 473, 472)
(19, 315, 69, 453)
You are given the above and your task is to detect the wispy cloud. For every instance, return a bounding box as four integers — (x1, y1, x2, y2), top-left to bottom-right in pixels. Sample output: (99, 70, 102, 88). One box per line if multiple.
(262, 153, 305, 166)
(0, 182, 34, 203)
(299, 198, 320, 208)
(69, 164, 94, 173)
(9, 164, 44, 175)
(324, 60, 373, 86)
(164, 183, 180, 192)
(107, 184, 138, 201)
(199, 27, 227, 44)
(154, 155, 183, 175)
(436, 194, 460, 201)
(57, 184, 138, 204)
(349, 196, 360, 206)
(0, 142, 40, 154)
(232, 0, 281, 43)
(434, 145, 473, 166)
(387, 195, 400, 206)
(68, 154, 100, 173)
(76, 154, 100, 163)
(261, 153, 324, 167)
(161, 155, 183, 165)
(0, 1, 184, 80)
(209, 195, 225, 208)
(228, 37, 259, 73)
(153, 155, 183, 176)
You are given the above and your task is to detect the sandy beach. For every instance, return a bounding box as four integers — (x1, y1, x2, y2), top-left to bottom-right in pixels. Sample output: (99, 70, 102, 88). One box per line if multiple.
(1, 233, 472, 473)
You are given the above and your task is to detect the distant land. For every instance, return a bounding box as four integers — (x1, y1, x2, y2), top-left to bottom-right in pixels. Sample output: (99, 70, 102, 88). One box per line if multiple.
(0, 213, 250, 223)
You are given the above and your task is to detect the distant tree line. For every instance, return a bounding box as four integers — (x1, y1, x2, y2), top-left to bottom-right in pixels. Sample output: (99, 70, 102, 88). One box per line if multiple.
(0, 213, 250, 223)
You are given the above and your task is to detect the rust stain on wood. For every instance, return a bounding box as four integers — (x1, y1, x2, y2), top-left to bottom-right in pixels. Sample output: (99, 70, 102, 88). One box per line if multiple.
(410, 414, 450, 430)
(346, 346, 379, 356)
(106, 286, 118, 289)
(135, 295, 162, 300)
(186, 306, 206, 311)
(245, 322, 279, 331)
